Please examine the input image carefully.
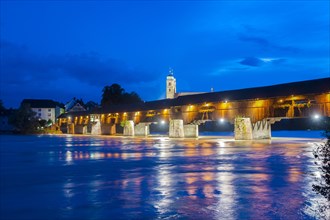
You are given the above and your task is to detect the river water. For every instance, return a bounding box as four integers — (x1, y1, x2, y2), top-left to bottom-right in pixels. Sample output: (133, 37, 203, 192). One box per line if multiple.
(0, 132, 328, 219)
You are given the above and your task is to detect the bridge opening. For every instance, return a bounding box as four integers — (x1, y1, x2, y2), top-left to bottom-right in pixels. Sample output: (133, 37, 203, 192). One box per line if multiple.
(149, 122, 169, 135)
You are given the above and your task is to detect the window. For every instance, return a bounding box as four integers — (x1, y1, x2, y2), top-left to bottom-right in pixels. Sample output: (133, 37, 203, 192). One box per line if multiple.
(48, 109, 51, 112)
(38, 113, 41, 117)
(168, 82, 171, 86)
(38, 109, 41, 111)
(48, 113, 51, 117)
(169, 89, 171, 92)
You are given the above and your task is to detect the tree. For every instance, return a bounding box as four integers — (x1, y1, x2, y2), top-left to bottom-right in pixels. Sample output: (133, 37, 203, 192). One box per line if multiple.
(0, 100, 6, 113)
(101, 84, 124, 106)
(312, 119, 330, 218)
(85, 101, 99, 111)
(9, 103, 39, 134)
(101, 84, 143, 107)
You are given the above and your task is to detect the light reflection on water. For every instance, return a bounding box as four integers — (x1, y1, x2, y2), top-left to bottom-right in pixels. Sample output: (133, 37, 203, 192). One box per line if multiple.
(0, 134, 327, 219)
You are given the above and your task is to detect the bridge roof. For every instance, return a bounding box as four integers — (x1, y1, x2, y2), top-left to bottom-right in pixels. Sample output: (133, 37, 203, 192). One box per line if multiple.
(58, 77, 329, 118)
(173, 77, 330, 106)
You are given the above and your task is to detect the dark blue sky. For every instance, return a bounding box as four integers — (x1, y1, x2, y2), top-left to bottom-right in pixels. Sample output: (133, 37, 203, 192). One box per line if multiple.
(1, 0, 329, 108)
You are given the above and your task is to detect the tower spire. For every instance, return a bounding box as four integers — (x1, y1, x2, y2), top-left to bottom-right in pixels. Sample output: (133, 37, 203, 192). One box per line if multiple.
(168, 67, 174, 76)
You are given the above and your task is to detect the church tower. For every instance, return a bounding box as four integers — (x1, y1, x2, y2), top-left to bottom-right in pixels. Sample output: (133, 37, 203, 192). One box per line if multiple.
(166, 68, 176, 99)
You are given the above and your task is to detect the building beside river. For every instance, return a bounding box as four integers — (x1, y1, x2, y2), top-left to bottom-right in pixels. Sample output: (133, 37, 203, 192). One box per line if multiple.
(22, 99, 64, 124)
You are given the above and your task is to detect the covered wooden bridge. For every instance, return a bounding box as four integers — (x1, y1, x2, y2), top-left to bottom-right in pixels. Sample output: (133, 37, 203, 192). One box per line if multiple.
(58, 77, 330, 139)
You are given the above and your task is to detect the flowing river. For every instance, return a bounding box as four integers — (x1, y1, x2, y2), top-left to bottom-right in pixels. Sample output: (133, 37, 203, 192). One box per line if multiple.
(0, 132, 328, 219)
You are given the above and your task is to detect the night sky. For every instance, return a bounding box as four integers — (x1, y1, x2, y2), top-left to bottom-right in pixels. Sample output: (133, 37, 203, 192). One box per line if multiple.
(1, 0, 329, 108)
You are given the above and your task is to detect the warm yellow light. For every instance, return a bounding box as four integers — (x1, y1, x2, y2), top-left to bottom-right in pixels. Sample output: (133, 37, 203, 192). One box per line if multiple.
(205, 103, 209, 107)
(135, 112, 140, 116)
(123, 112, 127, 116)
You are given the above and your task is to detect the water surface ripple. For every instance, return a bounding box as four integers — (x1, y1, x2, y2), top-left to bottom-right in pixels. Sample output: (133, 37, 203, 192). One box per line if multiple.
(0, 134, 326, 219)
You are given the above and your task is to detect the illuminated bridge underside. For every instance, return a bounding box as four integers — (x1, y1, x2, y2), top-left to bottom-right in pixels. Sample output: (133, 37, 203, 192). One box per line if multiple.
(58, 78, 330, 139)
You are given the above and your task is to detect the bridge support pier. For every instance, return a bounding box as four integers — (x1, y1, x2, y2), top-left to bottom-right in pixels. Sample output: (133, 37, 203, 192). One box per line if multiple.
(74, 125, 87, 134)
(184, 124, 198, 138)
(252, 119, 271, 139)
(234, 118, 253, 140)
(123, 120, 135, 136)
(235, 118, 272, 140)
(67, 124, 75, 134)
(101, 124, 116, 135)
(135, 123, 150, 136)
(169, 119, 184, 138)
(91, 121, 101, 135)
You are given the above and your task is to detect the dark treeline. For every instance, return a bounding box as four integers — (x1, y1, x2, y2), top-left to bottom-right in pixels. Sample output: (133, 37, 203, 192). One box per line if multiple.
(101, 83, 143, 107)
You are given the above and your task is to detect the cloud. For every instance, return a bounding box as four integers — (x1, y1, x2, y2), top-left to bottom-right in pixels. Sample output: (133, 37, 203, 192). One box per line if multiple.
(0, 39, 161, 107)
(239, 57, 264, 67)
(238, 34, 299, 53)
(239, 57, 287, 67)
(0, 40, 157, 87)
(238, 35, 270, 48)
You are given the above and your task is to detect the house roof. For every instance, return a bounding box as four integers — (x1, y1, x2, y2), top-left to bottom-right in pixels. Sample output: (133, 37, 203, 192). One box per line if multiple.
(58, 77, 330, 118)
(21, 99, 62, 108)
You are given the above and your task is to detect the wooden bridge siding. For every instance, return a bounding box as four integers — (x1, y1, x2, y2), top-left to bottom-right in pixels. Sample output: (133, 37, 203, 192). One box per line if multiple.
(177, 100, 274, 124)
(162, 109, 171, 122)
(58, 92, 329, 130)
(181, 105, 199, 124)
(177, 94, 329, 123)
(213, 99, 273, 123)
(315, 93, 330, 117)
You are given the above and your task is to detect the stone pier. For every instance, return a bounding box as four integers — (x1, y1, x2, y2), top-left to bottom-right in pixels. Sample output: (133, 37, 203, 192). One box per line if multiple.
(184, 124, 198, 138)
(234, 117, 253, 140)
(135, 123, 150, 136)
(123, 120, 135, 136)
(74, 124, 87, 134)
(91, 121, 101, 135)
(169, 119, 184, 138)
(252, 119, 271, 139)
(67, 124, 75, 134)
(101, 124, 116, 135)
(235, 117, 272, 140)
